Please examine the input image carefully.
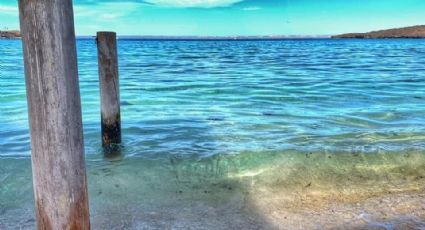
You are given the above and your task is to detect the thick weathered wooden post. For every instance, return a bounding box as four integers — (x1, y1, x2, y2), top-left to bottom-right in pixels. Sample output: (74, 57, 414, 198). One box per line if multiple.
(18, 0, 90, 229)
(96, 32, 121, 149)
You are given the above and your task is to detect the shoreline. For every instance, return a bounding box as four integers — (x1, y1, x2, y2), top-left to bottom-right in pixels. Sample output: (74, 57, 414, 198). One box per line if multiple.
(1, 150, 425, 229)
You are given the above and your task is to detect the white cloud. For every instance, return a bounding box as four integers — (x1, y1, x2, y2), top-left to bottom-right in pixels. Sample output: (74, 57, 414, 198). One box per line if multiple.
(74, 2, 138, 19)
(242, 6, 261, 11)
(144, 0, 243, 8)
(0, 5, 18, 15)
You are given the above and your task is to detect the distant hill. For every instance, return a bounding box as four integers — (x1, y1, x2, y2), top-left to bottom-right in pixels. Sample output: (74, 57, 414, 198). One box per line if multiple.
(332, 25, 425, 39)
(0, 30, 21, 39)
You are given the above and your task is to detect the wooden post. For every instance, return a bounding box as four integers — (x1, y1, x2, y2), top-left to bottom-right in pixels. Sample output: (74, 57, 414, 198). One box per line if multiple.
(96, 32, 121, 149)
(18, 0, 90, 229)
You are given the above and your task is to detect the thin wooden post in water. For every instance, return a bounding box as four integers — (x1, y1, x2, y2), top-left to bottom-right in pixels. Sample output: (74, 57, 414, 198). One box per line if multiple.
(18, 0, 90, 229)
(96, 32, 121, 150)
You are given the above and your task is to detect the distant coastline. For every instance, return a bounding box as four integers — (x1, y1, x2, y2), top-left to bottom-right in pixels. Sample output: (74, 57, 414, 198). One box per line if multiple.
(80, 35, 331, 41)
(0, 30, 21, 39)
(3, 25, 425, 40)
(332, 25, 425, 39)
(1, 31, 331, 40)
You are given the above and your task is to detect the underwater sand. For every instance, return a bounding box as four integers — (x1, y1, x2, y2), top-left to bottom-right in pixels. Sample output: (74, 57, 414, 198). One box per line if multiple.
(1, 150, 425, 229)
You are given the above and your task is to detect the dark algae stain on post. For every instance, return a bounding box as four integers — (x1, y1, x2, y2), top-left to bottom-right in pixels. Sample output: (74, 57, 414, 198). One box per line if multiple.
(101, 114, 122, 147)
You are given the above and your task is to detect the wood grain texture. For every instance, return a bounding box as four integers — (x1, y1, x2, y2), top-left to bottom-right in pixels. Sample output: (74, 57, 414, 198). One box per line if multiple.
(18, 0, 90, 229)
(96, 32, 121, 147)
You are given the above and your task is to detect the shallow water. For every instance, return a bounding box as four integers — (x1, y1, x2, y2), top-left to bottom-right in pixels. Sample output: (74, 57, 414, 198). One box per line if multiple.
(1, 39, 425, 229)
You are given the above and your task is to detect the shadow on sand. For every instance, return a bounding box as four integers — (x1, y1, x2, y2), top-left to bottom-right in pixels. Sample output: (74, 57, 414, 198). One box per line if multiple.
(87, 116, 279, 229)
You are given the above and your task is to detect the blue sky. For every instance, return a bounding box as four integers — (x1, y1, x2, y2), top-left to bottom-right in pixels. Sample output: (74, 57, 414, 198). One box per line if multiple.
(1, 0, 425, 36)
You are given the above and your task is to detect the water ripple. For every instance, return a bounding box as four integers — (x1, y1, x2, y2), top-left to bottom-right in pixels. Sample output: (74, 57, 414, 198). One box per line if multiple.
(0, 39, 425, 157)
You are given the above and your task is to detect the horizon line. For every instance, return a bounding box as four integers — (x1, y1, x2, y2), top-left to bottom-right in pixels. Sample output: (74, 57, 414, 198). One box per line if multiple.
(76, 34, 333, 39)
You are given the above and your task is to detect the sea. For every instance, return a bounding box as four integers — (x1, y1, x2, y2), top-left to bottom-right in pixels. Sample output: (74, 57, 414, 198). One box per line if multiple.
(1, 39, 425, 229)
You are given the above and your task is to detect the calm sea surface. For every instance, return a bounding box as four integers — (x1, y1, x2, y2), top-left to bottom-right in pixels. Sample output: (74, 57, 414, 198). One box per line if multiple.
(1, 39, 425, 229)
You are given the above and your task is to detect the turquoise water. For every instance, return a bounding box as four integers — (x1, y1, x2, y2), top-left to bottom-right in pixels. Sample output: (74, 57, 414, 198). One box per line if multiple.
(1, 39, 425, 157)
(1, 39, 425, 229)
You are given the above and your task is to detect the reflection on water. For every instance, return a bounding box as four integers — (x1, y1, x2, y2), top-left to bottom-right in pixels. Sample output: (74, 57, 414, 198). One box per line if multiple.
(1, 39, 425, 228)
